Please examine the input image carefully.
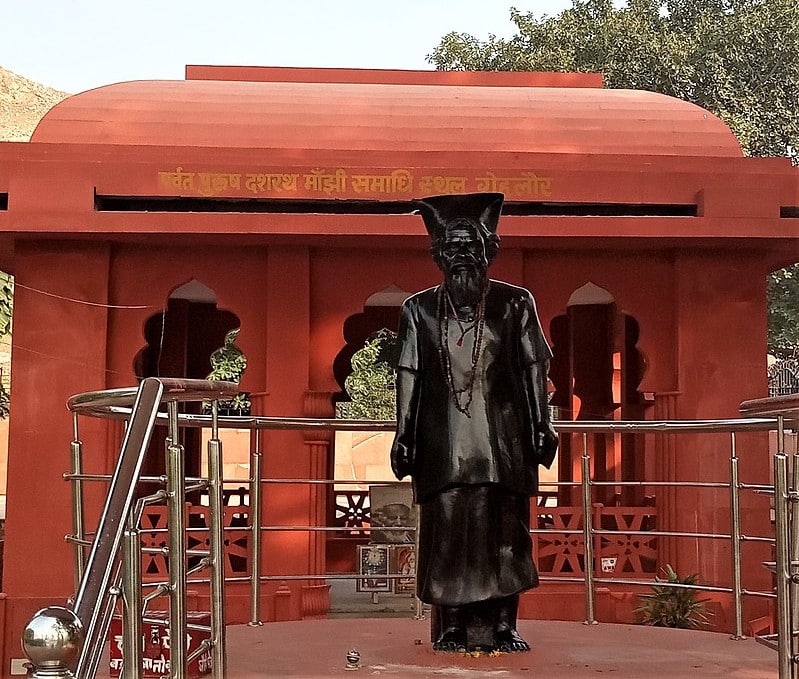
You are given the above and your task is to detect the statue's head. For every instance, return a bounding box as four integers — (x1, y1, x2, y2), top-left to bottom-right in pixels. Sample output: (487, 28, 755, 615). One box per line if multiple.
(416, 193, 503, 283)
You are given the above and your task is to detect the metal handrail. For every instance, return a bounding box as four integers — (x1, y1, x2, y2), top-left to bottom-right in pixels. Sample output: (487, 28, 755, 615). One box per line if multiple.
(73, 377, 165, 679)
(64, 391, 783, 433)
(73, 378, 238, 679)
(33, 385, 799, 679)
(22, 378, 239, 679)
(66, 378, 240, 411)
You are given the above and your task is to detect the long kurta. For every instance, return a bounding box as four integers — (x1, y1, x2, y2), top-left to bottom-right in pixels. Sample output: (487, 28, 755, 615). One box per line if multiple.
(394, 279, 552, 606)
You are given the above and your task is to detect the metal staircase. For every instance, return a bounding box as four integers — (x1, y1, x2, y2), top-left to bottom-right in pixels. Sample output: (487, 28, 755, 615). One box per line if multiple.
(21, 377, 238, 679)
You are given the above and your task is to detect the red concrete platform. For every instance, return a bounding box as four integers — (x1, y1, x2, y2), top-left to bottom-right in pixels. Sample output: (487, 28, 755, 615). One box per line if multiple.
(157, 618, 778, 678)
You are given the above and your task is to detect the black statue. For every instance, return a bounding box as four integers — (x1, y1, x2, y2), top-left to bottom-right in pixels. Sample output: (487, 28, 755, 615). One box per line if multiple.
(391, 192, 558, 653)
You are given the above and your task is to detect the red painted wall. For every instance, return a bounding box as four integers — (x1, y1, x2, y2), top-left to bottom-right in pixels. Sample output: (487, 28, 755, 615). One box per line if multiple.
(2, 242, 112, 670)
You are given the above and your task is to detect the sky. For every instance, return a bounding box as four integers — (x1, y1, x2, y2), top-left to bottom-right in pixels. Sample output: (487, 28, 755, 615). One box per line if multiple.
(3, 0, 574, 94)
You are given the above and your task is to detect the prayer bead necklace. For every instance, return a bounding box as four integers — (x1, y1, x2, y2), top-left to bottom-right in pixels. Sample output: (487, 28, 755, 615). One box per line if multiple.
(436, 281, 488, 417)
(444, 287, 475, 347)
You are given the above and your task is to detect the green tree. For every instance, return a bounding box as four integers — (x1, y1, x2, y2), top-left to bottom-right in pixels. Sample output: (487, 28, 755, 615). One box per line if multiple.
(768, 267, 799, 358)
(0, 272, 12, 419)
(429, 0, 799, 353)
(0, 272, 12, 338)
(430, 0, 799, 158)
(205, 327, 250, 415)
(337, 329, 398, 421)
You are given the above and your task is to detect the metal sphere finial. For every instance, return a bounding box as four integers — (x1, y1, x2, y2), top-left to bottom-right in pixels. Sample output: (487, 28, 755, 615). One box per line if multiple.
(21, 606, 83, 677)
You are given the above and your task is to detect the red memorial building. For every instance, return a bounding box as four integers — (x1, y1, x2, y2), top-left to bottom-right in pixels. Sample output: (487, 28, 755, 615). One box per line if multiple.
(0, 65, 797, 672)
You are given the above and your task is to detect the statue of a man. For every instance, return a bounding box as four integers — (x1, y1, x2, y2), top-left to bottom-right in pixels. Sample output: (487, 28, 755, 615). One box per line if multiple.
(391, 192, 557, 653)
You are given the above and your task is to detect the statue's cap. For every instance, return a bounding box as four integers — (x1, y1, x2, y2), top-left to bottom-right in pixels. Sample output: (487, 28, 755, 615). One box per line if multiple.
(415, 193, 504, 239)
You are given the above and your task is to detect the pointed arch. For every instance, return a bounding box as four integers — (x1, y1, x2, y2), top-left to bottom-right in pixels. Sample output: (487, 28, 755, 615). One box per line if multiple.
(133, 279, 240, 380)
(567, 281, 615, 307)
(332, 284, 409, 408)
(550, 283, 651, 506)
(132, 279, 243, 481)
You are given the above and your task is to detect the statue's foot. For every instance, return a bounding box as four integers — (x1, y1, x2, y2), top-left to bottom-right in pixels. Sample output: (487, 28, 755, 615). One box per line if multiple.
(495, 627, 530, 653)
(433, 628, 467, 653)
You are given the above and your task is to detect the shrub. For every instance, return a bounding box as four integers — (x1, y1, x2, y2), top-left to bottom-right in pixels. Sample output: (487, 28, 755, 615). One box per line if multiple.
(635, 564, 711, 629)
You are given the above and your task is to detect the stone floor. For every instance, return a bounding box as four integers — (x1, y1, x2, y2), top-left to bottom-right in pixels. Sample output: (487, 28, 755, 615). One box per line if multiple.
(96, 617, 780, 678)
(221, 618, 777, 678)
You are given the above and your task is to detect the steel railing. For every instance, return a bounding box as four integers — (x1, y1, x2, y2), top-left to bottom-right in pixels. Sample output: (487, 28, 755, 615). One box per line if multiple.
(22, 378, 239, 679)
(22, 385, 799, 678)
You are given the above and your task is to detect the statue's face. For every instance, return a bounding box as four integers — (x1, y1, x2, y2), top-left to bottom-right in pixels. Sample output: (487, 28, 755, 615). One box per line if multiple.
(437, 222, 489, 279)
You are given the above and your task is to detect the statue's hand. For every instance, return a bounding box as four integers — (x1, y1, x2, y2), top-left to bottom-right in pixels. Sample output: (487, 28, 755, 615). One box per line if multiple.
(537, 422, 558, 469)
(391, 441, 414, 480)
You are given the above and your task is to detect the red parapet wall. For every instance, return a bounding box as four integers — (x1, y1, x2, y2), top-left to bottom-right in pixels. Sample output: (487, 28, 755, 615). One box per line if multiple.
(184, 65, 605, 88)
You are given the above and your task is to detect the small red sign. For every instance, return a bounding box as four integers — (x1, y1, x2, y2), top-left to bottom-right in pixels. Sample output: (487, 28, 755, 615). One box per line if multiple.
(109, 612, 212, 678)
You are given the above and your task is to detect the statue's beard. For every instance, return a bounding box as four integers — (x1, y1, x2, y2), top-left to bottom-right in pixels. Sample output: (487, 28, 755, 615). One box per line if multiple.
(445, 265, 486, 305)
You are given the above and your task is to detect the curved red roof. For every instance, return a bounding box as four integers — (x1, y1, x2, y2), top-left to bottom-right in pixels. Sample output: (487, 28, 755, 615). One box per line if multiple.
(31, 79, 742, 157)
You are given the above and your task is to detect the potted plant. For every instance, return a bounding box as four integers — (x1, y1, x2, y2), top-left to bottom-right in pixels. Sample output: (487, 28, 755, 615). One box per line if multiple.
(635, 564, 711, 629)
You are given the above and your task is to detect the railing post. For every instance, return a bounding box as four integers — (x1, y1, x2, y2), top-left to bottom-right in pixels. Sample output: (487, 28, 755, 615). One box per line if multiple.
(728, 431, 745, 639)
(166, 399, 188, 679)
(248, 430, 263, 626)
(592, 503, 603, 579)
(70, 412, 86, 591)
(581, 433, 597, 625)
(121, 514, 143, 679)
(207, 400, 227, 678)
(790, 419, 799, 676)
(414, 506, 424, 620)
(774, 417, 794, 679)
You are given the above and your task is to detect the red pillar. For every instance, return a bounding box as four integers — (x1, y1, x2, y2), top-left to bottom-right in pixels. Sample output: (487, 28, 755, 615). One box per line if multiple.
(301, 390, 334, 618)
(671, 253, 772, 629)
(258, 246, 311, 620)
(2, 242, 111, 672)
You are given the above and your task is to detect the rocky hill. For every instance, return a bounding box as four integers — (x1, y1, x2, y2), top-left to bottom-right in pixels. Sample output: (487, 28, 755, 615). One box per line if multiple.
(0, 66, 69, 141)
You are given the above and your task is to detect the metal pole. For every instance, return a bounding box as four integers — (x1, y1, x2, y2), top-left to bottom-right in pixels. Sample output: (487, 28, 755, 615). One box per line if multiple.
(73, 378, 165, 679)
(207, 401, 227, 678)
(121, 516, 143, 679)
(70, 412, 86, 590)
(248, 432, 263, 626)
(789, 419, 799, 675)
(581, 433, 596, 625)
(728, 432, 745, 639)
(166, 400, 187, 679)
(414, 504, 424, 620)
(774, 416, 792, 679)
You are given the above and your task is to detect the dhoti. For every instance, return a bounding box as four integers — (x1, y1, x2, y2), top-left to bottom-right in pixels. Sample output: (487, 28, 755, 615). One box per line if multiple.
(416, 485, 537, 607)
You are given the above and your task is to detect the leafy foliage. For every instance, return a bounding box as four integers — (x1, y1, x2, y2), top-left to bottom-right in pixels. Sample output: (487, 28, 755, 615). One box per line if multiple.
(429, 0, 799, 159)
(337, 329, 399, 421)
(0, 272, 11, 420)
(205, 328, 250, 415)
(635, 564, 711, 628)
(429, 0, 799, 354)
(769, 264, 799, 358)
(0, 380, 9, 420)
(0, 272, 12, 338)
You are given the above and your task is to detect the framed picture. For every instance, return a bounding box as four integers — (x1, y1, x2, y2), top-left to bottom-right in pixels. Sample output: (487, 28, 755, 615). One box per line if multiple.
(356, 544, 391, 592)
(390, 544, 416, 595)
(369, 483, 416, 544)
